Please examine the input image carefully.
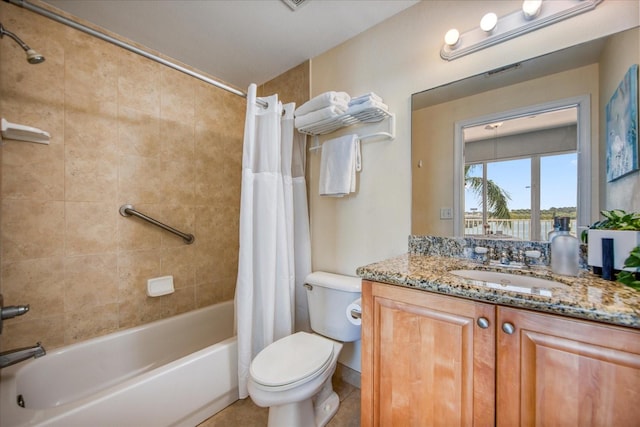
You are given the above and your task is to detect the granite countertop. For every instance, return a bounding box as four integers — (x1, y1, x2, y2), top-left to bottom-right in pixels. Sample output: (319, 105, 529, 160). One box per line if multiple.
(356, 253, 640, 329)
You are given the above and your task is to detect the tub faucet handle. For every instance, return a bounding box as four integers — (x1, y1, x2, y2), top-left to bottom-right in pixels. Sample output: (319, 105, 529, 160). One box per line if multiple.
(0, 294, 31, 335)
(1, 304, 30, 320)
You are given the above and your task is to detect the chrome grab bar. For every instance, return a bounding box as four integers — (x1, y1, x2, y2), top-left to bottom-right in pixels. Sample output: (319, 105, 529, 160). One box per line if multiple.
(119, 204, 195, 244)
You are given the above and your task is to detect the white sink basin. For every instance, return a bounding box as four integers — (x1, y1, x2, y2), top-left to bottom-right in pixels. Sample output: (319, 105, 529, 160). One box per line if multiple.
(449, 269, 569, 297)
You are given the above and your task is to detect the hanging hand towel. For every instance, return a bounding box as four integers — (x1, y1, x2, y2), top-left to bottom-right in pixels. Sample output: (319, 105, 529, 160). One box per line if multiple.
(319, 134, 361, 197)
(295, 91, 350, 117)
(294, 105, 348, 129)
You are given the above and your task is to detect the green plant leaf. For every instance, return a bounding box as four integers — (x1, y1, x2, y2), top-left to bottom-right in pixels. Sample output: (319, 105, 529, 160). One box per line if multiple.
(617, 271, 640, 290)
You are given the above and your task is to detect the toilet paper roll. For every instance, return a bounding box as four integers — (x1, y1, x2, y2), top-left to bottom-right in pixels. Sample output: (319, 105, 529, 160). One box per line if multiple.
(346, 298, 362, 326)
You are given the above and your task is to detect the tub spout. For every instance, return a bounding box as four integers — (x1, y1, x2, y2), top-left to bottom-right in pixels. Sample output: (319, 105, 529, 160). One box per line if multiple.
(0, 342, 46, 369)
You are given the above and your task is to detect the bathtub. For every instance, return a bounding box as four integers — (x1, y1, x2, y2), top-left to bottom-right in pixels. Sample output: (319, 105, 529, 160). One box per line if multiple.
(0, 300, 238, 427)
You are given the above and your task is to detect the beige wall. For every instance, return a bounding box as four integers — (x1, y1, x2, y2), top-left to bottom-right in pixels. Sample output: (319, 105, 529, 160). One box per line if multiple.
(309, 0, 639, 277)
(412, 64, 600, 236)
(0, 3, 244, 350)
(599, 28, 640, 213)
(260, 60, 310, 108)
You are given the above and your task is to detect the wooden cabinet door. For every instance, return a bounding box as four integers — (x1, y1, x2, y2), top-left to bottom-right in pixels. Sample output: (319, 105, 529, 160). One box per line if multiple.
(362, 281, 496, 427)
(497, 306, 640, 427)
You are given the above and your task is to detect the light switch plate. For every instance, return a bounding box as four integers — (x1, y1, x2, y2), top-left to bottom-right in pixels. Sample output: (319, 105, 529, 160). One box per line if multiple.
(440, 207, 453, 219)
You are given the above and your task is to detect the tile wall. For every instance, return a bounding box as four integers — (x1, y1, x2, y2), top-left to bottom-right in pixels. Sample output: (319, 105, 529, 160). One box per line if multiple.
(0, 3, 244, 350)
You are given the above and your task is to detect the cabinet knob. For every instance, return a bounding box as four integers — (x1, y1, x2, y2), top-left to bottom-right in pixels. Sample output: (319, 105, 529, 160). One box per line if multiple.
(502, 322, 515, 335)
(477, 317, 490, 329)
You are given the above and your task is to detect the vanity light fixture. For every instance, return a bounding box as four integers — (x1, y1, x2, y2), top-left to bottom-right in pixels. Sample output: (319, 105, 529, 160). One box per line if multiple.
(522, 0, 542, 20)
(480, 13, 498, 33)
(440, 0, 602, 61)
(444, 28, 460, 48)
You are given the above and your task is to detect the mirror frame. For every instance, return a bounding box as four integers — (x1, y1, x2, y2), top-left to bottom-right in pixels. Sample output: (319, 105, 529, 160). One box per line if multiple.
(453, 95, 591, 238)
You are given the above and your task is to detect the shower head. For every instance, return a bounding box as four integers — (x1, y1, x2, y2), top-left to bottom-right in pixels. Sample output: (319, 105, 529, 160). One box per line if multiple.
(0, 22, 45, 64)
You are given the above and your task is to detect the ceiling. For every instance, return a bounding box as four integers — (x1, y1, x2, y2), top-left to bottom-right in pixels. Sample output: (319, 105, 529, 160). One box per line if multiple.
(44, 0, 419, 90)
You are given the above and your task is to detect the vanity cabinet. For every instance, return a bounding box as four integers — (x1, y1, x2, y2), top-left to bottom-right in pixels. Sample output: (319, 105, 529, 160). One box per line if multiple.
(361, 281, 496, 426)
(362, 280, 640, 426)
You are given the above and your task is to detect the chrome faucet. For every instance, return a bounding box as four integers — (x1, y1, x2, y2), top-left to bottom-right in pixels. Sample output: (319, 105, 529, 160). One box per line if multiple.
(0, 342, 46, 369)
(499, 249, 511, 265)
(0, 294, 46, 368)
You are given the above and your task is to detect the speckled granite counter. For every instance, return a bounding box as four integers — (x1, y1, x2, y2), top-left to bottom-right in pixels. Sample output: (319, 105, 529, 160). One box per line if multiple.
(356, 253, 640, 329)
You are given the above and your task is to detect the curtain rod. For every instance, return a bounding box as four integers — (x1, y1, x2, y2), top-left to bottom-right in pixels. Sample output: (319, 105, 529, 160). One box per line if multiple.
(4, 0, 268, 108)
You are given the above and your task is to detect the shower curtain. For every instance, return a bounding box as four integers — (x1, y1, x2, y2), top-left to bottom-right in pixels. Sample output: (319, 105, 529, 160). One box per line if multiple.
(235, 84, 311, 398)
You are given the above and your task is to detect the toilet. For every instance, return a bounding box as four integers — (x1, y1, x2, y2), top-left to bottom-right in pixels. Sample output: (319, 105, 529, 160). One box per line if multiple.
(247, 271, 362, 427)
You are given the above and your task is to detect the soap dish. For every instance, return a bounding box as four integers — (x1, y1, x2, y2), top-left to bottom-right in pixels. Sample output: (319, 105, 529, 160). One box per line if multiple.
(147, 275, 174, 297)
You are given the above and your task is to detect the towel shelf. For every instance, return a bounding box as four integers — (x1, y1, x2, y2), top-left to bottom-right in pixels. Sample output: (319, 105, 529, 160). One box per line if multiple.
(297, 105, 392, 136)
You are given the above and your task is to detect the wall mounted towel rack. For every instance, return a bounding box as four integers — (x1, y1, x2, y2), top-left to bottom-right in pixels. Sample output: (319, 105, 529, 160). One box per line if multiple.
(306, 110, 395, 152)
(119, 204, 195, 244)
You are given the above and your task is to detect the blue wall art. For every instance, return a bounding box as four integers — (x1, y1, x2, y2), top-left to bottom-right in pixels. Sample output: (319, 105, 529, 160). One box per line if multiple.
(606, 64, 639, 182)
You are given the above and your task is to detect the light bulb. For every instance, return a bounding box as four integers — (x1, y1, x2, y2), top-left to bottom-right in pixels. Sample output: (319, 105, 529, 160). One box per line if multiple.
(480, 12, 498, 33)
(444, 28, 460, 48)
(522, 0, 542, 20)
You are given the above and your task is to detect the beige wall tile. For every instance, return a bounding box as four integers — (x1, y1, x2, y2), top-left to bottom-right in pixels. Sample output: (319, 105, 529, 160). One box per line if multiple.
(1, 257, 65, 317)
(2, 140, 65, 200)
(160, 118, 196, 162)
(161, 246, 196, 289)
(194, 157, 226, 205)
(161, 68, 197, 123)
(65, 144, 118, 202)
(1, 315, 65, 350)
(64, 304, 119, 344)
(65, 201, 118, 256)
(161, 286, 196, 317)
(161, 158, 196, 206)
(64, 29, 119, 105)
(1, 199, 65, 262)
(118, 154, 163, 204)
(118, 106, 161, 158)
(64, 102, 118, 151)
(64, 254, 119, 312)
(117, 249, 162, 291)
(118, 50, 161, 115)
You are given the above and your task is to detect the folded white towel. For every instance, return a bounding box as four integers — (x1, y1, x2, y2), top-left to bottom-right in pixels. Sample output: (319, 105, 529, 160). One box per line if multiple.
(346, 99, 389, 115)
(349, 92, 383, 106)
(319, 134, 361, 197)
(295, 91, 350, 117)
(294, 104, 348, 129)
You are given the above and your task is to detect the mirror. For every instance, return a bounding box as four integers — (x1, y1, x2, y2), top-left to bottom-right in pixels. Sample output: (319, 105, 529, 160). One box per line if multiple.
(412, 27, 639, 240)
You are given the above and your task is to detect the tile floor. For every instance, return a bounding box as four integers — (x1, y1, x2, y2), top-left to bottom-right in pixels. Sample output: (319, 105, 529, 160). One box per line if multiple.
(198, 375, 360, 427)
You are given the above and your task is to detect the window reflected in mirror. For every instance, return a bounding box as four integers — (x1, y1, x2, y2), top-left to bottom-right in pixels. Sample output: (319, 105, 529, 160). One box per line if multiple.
(463, 107, 578, 240)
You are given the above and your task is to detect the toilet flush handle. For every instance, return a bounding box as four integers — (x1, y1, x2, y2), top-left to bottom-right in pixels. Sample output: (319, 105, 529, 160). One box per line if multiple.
(304, 284, 313, 291)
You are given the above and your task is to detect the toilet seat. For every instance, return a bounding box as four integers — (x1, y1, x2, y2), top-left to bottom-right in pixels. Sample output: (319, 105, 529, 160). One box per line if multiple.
(250, 332, 334, 390)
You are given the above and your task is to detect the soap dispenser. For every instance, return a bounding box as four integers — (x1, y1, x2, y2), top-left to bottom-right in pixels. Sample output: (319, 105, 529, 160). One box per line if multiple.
(550, 218, 579, 276)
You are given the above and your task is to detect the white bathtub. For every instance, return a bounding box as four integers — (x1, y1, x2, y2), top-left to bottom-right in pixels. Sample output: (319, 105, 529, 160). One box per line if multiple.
(0, 300, 238, 427)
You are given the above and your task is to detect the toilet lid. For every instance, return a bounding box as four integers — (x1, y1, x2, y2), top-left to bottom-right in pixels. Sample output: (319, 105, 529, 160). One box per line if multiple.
(250, 332, 334, 387)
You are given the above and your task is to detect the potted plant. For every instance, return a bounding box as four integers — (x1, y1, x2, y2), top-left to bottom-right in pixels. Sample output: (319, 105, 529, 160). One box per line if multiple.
(587, 210, 640, 271)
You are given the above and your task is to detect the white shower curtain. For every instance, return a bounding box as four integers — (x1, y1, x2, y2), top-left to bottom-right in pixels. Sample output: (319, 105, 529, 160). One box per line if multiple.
(235, 84, 310, 398)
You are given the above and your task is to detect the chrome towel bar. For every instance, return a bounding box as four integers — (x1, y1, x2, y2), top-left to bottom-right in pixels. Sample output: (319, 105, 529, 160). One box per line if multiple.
(119, 204, 195, 244)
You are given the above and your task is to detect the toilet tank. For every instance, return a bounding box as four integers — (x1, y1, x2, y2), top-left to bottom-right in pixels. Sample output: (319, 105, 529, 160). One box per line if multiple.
(305, 272, 361, 342)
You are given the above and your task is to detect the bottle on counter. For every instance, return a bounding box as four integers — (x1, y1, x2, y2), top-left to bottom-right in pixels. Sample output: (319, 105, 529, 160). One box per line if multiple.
(550, 218, 579, 276)
(548, 216, 570, 242)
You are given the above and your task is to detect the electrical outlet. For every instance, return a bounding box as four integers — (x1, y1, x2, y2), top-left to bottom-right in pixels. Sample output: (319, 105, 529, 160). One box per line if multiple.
(440, 207, 453, 219)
